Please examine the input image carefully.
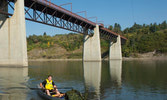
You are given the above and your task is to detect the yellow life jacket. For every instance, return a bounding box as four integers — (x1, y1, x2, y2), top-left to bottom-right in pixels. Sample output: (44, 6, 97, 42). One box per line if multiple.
(45, 79, 54, 90)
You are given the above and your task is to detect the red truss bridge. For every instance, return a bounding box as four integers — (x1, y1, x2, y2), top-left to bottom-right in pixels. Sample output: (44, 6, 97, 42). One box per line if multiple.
(0, 0, 127, 42)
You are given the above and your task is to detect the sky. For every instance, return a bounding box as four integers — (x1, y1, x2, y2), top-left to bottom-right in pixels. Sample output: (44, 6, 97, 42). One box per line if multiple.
(24, 0, 167, 36)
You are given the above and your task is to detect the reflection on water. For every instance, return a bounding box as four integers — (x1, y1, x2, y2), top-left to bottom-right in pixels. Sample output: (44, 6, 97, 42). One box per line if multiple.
(122, 60, 167, 92)
(28, 61, 83, 79)
(83, 62, 101, 100)
(0, 60, 167, 100)
(0, 67, 29, 100)
(109, 60, 122, 87)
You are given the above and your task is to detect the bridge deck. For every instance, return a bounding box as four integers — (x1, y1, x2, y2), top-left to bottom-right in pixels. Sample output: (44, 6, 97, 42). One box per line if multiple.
(7, 0, 127, 41)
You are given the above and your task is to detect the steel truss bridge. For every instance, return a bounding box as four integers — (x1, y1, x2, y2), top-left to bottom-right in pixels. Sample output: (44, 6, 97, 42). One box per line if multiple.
(0, 0, 127, 42)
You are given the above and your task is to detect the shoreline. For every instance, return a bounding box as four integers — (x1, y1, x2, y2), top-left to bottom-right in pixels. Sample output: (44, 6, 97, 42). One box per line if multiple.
(28, 56, 167, 61)
(122, 57, 167, 61)
(28, 59, 83, 61)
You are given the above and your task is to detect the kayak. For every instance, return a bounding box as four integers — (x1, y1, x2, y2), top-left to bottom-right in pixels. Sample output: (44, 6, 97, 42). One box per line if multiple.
(37, 85, 65, 100)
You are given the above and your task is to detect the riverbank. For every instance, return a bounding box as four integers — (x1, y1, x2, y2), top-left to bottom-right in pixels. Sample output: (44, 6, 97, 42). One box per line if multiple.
(28, 59, 82, 61)
(123, 56, 167, 61)
(28, 51, 167, 61)
(28, 55, 167, 61)
(123, 52, 167, 61)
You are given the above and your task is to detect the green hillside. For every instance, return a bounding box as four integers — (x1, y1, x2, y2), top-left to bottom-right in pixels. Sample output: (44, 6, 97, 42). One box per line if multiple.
(121, 21, 167, 57)
(27, 20, 167, 59)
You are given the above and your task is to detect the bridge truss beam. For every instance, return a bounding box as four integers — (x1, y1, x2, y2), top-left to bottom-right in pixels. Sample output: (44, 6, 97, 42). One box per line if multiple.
(1, 0, 94, 35)
(0, 0, 127, 42)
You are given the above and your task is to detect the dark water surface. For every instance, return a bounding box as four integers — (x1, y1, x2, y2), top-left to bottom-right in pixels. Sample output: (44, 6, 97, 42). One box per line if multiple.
(0, 60, 167, 100)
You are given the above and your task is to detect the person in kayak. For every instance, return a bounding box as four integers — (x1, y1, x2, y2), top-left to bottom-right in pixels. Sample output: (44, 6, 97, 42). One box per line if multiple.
(40, 75, 63, 97)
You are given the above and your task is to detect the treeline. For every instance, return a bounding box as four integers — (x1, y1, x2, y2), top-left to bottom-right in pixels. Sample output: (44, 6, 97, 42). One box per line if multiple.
(27, 33, 108, 52)
(27, 33, 83, 51)
(27, 20, 167, 58)
(107, 21, 167, 57)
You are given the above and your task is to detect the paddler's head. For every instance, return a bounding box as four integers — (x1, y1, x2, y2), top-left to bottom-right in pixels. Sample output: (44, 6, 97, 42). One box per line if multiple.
(48, 75, 52, 81)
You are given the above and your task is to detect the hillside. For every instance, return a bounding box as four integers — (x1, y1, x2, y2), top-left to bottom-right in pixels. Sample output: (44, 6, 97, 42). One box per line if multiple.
(27, 21, 167, 59)
(121, 21, 167, 57)
(27, 33, 109, 59)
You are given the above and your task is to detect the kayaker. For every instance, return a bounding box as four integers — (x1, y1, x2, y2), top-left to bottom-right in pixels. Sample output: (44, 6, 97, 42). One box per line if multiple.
(40, 75, 61, 97)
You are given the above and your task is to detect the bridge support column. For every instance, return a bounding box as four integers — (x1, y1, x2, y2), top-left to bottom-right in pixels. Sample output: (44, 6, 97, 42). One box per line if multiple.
(83, 25, 101, 61)
(109, 35, 122, 60)
(0, 0, 28, 66)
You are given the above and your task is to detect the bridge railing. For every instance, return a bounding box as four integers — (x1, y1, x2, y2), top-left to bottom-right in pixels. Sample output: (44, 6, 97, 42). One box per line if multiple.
(37, 0, 96, 27)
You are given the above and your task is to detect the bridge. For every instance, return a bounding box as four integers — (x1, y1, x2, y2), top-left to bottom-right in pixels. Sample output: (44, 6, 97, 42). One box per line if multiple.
(0, 0, 127, 66)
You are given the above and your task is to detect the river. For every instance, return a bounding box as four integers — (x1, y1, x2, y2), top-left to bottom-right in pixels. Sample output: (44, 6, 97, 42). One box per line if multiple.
(0, 60, 167, 100)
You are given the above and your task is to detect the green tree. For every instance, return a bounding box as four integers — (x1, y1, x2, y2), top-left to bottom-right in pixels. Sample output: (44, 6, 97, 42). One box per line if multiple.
(108, 25, 113, 31)
(113, 23, 121, 33)
(43, 32, 47, 36)
(160, 21, 167, 29)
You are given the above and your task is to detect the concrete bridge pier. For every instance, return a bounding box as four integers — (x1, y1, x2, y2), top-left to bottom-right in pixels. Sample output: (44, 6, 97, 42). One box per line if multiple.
(109, 35, 122, 60)
(0, 0, 28, 66)
(83, 25, 101, 61)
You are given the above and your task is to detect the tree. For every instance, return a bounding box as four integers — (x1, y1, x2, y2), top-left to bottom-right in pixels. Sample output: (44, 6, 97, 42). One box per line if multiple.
(113, 23, 121, 33)
(160, 21, 167, 29)
(43, 32, 47, 36)
(141, 28, 149, 34)
(129, 22, 142, 33)
(149, 23, 160, 33)
(108, 25, 113, 31)
(123, 28, 129, 34)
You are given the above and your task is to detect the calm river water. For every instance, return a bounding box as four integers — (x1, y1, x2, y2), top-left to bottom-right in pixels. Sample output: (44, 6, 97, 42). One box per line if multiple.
(0, 60, 167, 100)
